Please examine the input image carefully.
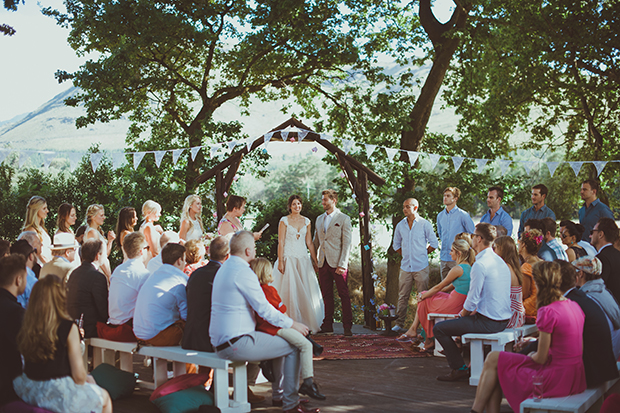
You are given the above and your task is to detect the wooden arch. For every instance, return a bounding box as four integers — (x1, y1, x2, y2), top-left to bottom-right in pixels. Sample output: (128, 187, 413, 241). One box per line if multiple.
(196, 117, 386, 328)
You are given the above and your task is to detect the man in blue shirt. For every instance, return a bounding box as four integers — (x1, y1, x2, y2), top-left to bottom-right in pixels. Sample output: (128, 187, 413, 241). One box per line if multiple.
(579, 179, 614, 241)
(518, 184, 556, 238)
(480, 186, 513, 237)
(437, 187, 475, 280)
(392, 198, 439, 333)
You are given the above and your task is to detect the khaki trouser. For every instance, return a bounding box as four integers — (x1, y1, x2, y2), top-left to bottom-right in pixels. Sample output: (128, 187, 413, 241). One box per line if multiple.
(396, 267, 430, 328)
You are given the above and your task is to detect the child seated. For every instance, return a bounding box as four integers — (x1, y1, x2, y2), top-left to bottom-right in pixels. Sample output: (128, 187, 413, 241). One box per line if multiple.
(250, 257, 325, 400)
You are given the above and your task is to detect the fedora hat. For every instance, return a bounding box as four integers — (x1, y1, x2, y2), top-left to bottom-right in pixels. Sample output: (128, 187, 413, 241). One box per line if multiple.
(50, 232, 79, 251)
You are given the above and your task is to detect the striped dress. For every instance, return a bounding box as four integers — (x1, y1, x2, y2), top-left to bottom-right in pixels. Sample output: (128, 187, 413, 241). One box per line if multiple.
(507, 285, 526, 328)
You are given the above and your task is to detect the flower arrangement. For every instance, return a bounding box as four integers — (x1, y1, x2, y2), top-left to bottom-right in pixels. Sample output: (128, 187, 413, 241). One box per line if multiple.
(377, 303, 396, 317)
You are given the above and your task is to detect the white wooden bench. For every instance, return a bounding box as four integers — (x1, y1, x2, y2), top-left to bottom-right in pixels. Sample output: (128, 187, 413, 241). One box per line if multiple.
(427, 313, 459, 357)
(462, 324, 538, 386)
(85, 338, 251, 413)
(520, 362, 620, 413)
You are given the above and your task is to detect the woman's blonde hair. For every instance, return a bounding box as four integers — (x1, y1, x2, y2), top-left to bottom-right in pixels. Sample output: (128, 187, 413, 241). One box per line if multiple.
(493, 236, 524, 285)
(452, 239, 475, 266)
(142, 200, 161, 219)
(17, 274, 71, 363)
(250, 257, 273, 285)
(180, 195, 204, 234)
(533, 261, 563, 309)
(22, 196, 48, 236)
(85, 204, 105, 235)
(454, 232, 472, 245)
(184, 239, 206, 265)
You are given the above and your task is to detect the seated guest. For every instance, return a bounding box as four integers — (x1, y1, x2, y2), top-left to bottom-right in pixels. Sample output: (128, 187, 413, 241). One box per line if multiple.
(134, 243, 188, 346)
(0, 239, 10, 257)
(10, 239, 39, 308)
(471, 261, 586, 413)
(0, 254, 27, 407)
(524, 219, 555, 262)
(13, 275, 112, 413)
(541, 217, 568, 261)
(40, 232, 79, 282)
(183, 239, 208, 276)
(66, 240, 108, 338)
(573, 256, 620, 359)
(434, 223, 511, 382)
(518, 229, 543, 319)
(591, 217, 620, 301)
(97, 232, 150, 342)
(17, 231, 43, 279)
(493, 236, 525, 328)
(147, 231, 180, 274)
(559, 220, 589, 261)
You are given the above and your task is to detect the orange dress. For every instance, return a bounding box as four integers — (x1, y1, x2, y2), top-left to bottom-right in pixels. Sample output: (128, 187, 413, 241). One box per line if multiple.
(522, 262, 537, 318)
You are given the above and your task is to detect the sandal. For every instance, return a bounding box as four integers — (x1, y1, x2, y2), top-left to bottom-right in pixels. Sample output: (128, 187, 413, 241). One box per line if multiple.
(396, 334, 413, 343)
(421, 345, 435, 355)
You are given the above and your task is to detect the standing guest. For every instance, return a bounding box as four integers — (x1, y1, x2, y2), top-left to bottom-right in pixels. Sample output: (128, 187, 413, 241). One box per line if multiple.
(397, 239, 474, 353)
(559, 221, 588, 262)
(0, 254, 27, 407)
(436, 187, 475, 280)
(183, 239, 208, 276)
(40, 233, 78, 282)
(9, 239, 39, 308)
(210, 231, 317, 413)
(493, 236, 525, 328)
(313, 189, 353, 336)
(574, 256, 620, 359)
(21, 195, 52, 264)
(84, 204, 116, 278)
(480, 186, 513, 237)
(133, 243, 188, 346)
(140, 200, 164, 262)
(66, 240, 108, 338)
(434, 223, 511, 382)
(179, 195, 205, 242)
(579, 179, 614, 241)
(115, 206, 138, 251)
(470, 261, 586, 413)
(218, 195, 263, 240)
(55, 203, 77, 235)
(518, 184, 556, 238)
(147, 231, 181, 274)
(0, 239, 10, 257)
(560, 220, 597, 257)
(13, 275, 112, 413)
(519, 229, 544, 320)
(591, 217, 620, 301)
(391, 198, 439, 334)
(75, 225, 87, 245)
(98, 232, 150, 342)
(541, 217, 568, 261)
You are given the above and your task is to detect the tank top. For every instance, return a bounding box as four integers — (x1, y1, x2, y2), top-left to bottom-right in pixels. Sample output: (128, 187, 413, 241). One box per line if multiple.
(24, 319, 74, 380)
(452, 264, 471, 295)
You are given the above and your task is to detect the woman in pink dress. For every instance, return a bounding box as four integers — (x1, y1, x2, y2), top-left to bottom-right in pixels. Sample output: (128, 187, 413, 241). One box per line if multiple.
(471, 261, 586, 413)
(493, 236, 525, 328)
(397, 239, 475, 352)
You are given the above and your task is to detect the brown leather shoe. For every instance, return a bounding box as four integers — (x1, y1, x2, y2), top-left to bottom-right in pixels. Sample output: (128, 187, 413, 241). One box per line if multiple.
(284, 403, 320, 413)
(247, 387, 265, 403)
(436, 368, 470, 382)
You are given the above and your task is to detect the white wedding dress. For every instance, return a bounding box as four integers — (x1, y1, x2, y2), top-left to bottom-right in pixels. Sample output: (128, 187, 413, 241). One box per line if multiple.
(272, 216, 324, 333)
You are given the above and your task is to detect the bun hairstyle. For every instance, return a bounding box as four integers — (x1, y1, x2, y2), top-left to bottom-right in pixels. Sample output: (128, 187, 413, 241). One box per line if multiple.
(533, 261, 563, 309)
(452, 239, 475, 266)
(561, 221, 585, 241)
(520, 229, 544, 255)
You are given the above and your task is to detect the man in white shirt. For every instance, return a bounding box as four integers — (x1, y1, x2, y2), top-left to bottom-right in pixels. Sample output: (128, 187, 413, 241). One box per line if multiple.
(211, 231, 318, 413)
(147, 231, 180, 274)
(99, 232, 150, 342)
(392, 198, 438, 333)
(134, 243, 188, 346)
(434, 223, 512, 382)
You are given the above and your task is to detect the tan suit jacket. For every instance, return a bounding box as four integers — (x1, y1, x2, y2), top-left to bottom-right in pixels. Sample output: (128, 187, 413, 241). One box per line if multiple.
(40, 256, 77, 282)
(313, 209, 352, 269)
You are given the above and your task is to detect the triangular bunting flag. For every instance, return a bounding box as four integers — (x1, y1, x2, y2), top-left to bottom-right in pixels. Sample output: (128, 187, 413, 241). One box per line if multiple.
(546, 161, 561, 177)
(209, 144, 220, 159)
(497, 159, 512, 175)
(521, 160, 538, 175)
(298, 130, 309, 142)
(342, 139, 354, 155)
(18, 151, 32, 168)
(475, 158, 488, 174)
(190, 146, 201, 161)
(592, 161, 607, 176)
(264, 132, 274, 143)
(154, 151, 167, 167)
(133, 152, 146, 170)
(227, 140, 238, 152)
(112, 153, 127, 169)
(0, 149, 10, 164)
(172, 149, 185, 165)
(407, 151, 419, 166)
(568, 161, 584, 177)
(427, 153, 441, 170)
(246, 137, 256, 152)
(281, 130, 289, 141)
(365, 144, 377, 157)
(451, 156, 465, 172)
(68, 152, 83, 171)
(42, 152, 56, 169)
(385, 147, 399, 162)
(320, 134, 334, 142)
(90, 153, 103, 172)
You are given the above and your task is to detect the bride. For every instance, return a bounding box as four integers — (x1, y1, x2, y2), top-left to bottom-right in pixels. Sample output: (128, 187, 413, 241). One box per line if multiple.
(272, 195, 325, 333)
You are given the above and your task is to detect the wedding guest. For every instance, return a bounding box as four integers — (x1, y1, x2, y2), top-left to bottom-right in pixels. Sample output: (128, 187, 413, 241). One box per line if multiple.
(39, 233, 78, 282)
(140, 200, 164, 262)
(519, 229, 543, 320)
(183, 239, 207, 276)
(147, 231, 181, 274)
(218, 195, 263, 240)
(560, 220, 597, 256)
(55, 203, 77, 235)
(9, 239, 38, 308)
(579, 179, 614, 241)
(541, 217, 568, 261)
(84, 204, 115, 277)
(66, 240, 108, 338)
(592, 217, 620, 301)
(559, 221, 587, 262)
(14, 275, 112, 413)
(21, 195, 52, 265)
(16, 231, 42, 278)
(480, 186, 513, 237)
(115, 206, 138, 251)
(517, 184, 556, 238)
(471, 261, 586, 413)
(179, 195, 204, 242)
(0, 254, 27, 407)
(493, 236, 525, 328)
(0, 239, 10, 258)
(75, 225, 87, 245)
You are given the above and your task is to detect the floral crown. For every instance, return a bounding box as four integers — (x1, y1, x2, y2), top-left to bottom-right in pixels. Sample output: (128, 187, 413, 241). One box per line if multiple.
(522, 231, 543, 245)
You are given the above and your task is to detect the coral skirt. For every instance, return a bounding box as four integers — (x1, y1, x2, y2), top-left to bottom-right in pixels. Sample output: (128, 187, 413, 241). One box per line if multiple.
(417, 290, 467, 338)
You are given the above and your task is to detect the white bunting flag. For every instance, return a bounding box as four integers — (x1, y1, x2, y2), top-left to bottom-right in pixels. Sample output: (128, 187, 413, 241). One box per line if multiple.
(385, 147, 399, 162)
(264, 132, 274, 143)
(451, 156, 465, 172)
(521, 160, 538, 175)
(568, 161, 584, 177)
(227, 140, 238, 153)
(133, 152, 146, 170)
(246, 137, 256, 152)
(172, 149, 185, 165)
(209, 144, 220, 159)
(592, 161, 607, 176)
(365, 144, 377, 157)
(68, 152, 83, 171)
(0, 149, 10, 164)
(281, 130, 289, 141)
(154, 151, 167, 167)
(320, 134, 334, 142)
(497, 160, 512, 175)
(427, 153, 441, 170)
(90, 153, 103, 172)
(18, 151, 32, 168)
(298, 130, 309, 142)
(475, 158, 489, 174)
(190, 146, 201, 161)
(546, 161, 561, 177)
(342, 139, 355, 155)
(407, 151, 419, 166)
(112, 153, 127, 169)
(42, 152, 56, 169)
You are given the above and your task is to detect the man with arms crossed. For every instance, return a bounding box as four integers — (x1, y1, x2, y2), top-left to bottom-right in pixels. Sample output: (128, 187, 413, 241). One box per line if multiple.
(480, 186, 513, 237)
(579, 179, 614, 241)
(518, 183, 556, 238)
(437, 187, 475, 280)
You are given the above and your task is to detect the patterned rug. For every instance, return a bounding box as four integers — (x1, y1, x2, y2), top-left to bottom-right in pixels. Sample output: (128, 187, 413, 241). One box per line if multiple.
(311, 334, 430, 360)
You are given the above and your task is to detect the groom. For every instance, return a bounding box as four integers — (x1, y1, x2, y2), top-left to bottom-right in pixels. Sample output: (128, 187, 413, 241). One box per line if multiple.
(313, 189, 353, 336)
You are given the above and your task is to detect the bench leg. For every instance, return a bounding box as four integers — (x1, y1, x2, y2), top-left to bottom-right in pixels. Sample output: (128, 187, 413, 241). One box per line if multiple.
(93, 347, 103, 369)
(119, 352, 133, 372)
(231, 362, 251, 412)
(153, 357, 168, 388)
(172, 361, 185, 378)
(102, 349, 115, 366)
(213, 367, 230, 412)
(469, 341, 484, 386)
